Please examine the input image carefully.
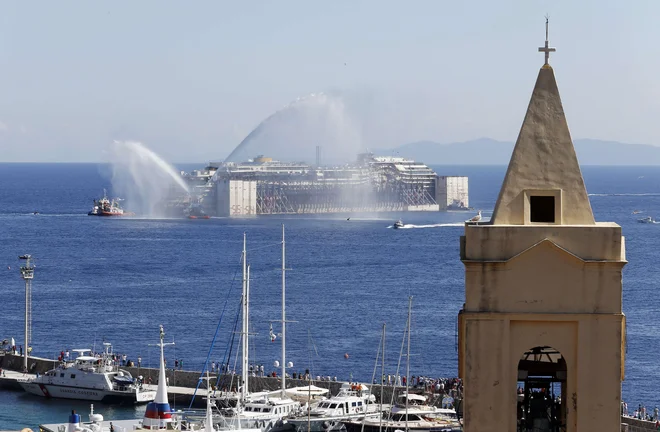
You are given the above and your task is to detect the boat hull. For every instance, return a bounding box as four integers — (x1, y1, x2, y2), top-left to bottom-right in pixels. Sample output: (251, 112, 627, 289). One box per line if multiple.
(343, 421, 459, 432)
(286, 413, 382, 432)
(20, 381, 155, 404)
(88, 212, 132, 217)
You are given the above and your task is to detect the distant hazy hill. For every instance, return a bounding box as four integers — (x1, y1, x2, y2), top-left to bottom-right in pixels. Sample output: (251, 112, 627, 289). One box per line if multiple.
(384, 138, 660, 165)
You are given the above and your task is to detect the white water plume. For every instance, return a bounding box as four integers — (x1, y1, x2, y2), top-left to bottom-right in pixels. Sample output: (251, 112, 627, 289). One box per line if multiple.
(107, 141, 189, 217)
(225, 92, 363, 165)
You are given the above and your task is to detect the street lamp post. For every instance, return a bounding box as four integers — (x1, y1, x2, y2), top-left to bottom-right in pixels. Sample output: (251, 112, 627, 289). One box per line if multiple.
(19, 255, 34, 372)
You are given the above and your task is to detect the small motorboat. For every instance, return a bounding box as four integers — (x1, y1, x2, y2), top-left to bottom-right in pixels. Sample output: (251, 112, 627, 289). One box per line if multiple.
(638, 216, 655, 224)
(632, 210, 642, 215)
(393, 220, 404, 229)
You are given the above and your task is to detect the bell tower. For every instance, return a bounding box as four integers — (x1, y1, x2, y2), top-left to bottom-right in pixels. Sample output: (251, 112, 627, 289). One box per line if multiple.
(457, 19, 626, 432)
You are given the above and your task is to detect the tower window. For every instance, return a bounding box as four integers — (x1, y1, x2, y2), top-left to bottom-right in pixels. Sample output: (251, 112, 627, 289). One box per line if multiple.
(530, 196, 555, 223)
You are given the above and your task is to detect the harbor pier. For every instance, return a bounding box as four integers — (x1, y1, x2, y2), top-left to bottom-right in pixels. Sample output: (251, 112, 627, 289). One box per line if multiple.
(1, 352, 453, 408)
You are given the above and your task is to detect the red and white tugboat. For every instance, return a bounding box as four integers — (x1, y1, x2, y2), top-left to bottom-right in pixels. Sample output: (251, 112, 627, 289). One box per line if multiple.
(186, 202, 210, 219)
(88, 190, 134, 216)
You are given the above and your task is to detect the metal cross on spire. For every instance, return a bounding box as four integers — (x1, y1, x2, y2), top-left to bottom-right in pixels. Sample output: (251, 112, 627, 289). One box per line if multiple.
(538, 16, 556, 65)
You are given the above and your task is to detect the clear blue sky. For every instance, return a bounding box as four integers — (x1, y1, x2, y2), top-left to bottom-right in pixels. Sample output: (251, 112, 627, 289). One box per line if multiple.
(0, 0, 657, 162)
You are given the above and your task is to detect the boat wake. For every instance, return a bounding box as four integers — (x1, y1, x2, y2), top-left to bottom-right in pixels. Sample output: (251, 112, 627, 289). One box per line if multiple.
(589, 193, 660, 197)
(0, 213, 85, 218)
(389, 222, 464, 229)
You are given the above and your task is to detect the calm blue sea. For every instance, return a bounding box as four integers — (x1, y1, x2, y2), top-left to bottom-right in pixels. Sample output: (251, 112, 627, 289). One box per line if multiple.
(1, 163, 659, 429)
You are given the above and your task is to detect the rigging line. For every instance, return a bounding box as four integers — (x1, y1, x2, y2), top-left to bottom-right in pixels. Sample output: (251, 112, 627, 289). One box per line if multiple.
(370, 325, 383, 386)
(188, 253, 243, 408)
(389, 309, 409, 409)
(216, 297, 242, 391)
(363, 324, 385, 432)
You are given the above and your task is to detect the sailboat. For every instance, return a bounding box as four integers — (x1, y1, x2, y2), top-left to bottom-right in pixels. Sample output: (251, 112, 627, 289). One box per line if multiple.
(217, 227, 302, 432)
(282, 327, 385, 432)
(202, 371, 261, 432)
(344, 298, 461, 432)
(135, 325, 194, 431)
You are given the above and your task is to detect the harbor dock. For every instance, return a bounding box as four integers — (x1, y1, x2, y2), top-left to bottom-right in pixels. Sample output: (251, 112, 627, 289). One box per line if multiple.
(0, 352, 435, 409)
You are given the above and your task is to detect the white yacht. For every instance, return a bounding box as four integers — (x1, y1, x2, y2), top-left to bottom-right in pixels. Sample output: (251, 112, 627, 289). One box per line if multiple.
(20, 344, 155, 403)
(390, 393, 436, 414)
(283, 382, 381, 432)
(344, 409, 460, 432)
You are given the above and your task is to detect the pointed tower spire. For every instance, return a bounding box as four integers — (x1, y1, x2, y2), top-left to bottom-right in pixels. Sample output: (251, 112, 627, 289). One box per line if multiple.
(143, 325, 175, 429)
(490, 18, 594, 225)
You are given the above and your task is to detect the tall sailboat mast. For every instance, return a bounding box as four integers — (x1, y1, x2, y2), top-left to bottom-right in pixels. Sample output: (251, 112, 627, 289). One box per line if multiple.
(281, 224, 287, 397)
(380, 322, 386, 432)
(405, 296, 412, 432)
(241, 233, 249, 402)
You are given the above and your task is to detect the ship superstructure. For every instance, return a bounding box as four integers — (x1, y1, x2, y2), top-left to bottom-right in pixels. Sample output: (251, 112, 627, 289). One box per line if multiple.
(177, 154, 468, 217)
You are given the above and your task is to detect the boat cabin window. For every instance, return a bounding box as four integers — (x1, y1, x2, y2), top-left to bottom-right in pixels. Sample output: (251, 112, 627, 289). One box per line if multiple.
(358, 402, 363, 406)
(70, 374, 76, 379)
(392, 414, 422, 422)
(60, 373, 64, 377)
(352, 402, 357, 407)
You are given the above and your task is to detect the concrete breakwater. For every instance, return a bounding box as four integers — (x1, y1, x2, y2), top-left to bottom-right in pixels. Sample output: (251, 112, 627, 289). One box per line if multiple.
(620, 416, 660, 431)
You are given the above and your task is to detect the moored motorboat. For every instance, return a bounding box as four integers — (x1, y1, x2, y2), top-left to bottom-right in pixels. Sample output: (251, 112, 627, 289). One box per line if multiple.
(342, 409, 461, 432)
(282, 382, 382, 432)
(19, 343, 155, 404)
(344, 298, 460, 432)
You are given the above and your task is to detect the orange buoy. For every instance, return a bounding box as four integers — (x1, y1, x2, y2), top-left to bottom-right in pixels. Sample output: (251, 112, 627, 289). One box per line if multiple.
(344, 353, 349, 359)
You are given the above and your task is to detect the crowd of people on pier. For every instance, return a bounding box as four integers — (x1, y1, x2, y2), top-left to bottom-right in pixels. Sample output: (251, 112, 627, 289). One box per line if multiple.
(375, 374, 462, 396)
(622, 401, 660, 423)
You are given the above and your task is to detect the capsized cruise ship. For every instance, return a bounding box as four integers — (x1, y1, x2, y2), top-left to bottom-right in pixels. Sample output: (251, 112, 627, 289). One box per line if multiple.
(176, 153, 468, 217)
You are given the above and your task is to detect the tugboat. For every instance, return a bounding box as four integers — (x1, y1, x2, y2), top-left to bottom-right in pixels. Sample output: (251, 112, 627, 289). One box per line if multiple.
(393, 220, 404, 229)
(88, 190, 133, 217)
(186, 202, 210, 219)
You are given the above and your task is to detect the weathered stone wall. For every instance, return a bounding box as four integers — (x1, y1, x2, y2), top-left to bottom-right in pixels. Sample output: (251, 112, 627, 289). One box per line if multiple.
(620, 416, 660, 432)
(0, 352, 59, 374)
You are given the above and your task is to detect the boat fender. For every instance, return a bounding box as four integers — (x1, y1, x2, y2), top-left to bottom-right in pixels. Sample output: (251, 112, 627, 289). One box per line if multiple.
(322, 421, 331, 430)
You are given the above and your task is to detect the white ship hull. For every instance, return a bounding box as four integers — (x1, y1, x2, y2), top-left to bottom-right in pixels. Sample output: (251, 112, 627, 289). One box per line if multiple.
(286, 412, 382, 432)
(20, 381, 155, 404)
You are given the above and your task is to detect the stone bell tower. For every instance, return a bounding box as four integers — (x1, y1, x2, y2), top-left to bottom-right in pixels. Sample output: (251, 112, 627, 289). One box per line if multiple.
(457, 19, 626, 432)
